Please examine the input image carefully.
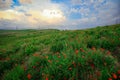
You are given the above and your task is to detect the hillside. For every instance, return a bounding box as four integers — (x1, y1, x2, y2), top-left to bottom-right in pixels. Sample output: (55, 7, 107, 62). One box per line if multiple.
(0, 24, 120, 80)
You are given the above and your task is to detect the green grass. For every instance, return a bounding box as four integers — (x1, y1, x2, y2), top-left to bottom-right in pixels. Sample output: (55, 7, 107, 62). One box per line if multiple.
(0, 24, 120, 80)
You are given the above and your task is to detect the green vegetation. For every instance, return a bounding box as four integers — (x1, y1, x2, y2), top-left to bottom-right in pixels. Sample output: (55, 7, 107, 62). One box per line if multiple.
(0, 24, 120, 80)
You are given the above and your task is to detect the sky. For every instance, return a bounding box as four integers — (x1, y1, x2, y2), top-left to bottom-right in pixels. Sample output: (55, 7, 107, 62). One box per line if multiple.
(0, 0, 120, 30)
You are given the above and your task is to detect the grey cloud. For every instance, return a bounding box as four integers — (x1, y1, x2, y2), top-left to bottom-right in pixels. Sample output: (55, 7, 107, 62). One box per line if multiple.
(24, 13, 32, 16)
(0, 0, 13, 10)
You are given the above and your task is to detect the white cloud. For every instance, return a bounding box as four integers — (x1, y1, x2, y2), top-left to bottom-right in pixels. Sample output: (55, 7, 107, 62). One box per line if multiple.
(0, 0, 13, 10)
(0, 0, 66, 29)
(19, 0, 32, 4)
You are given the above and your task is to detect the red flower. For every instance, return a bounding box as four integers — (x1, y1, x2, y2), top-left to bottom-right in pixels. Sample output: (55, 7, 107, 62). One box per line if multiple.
(75, 49, 79, 55)
(91, 47, 96, 51)
(23, 66, 27, 71)
(46, 77, 48, 80)
(80, 48, 84, 52)
(32, 66, 36, 69)
(72, 61, 76, 67)
(64, 77, 67, 80)
(108, 78, 112, 80)
(117, 70, 120, 74)
(45, 56, 48, 59)
(90, 63, 95, 69)
(118, 76, 120, 78)
(48, 60, 52, 63)
(112, 73, 117, 79)
(100, 48, 104, 51)
(107, 51, 111, 55)
(96, 71, 101, 77)
(68, 67, 72, 71)
(58, 56, 61, 58)
(27, 74, 32, 80)
(104, 62, 107, 66)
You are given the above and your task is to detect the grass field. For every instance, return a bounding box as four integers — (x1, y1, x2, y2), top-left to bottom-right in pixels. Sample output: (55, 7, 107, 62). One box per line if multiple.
(0, 24, 120, 80)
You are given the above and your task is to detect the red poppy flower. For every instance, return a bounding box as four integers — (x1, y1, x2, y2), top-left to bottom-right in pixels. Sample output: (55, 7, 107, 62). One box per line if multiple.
(107, 51, 111, 55)
(91, 47, 96, 51)
(117, 70, 120, 74)
(118, 76, 120, 78)
(48, 60, 52, 63)
(72, 61, 76, 67)
(58, 56, 61, 58)
(45, 56, 48, 59)
(68, 67, 72, 71)
(80, 48, 84, 52)
(23, 66, 27, 71)
(100, 48, 104, 51)
(46, 77, 48, 80)
(75, 49, 79, 55)
(90, 63, 95, 69)
(64, 77, 67, 80)
(112, 73, 117, 79)
(32, 66, 36, 69)
(96, 71, 101, 77)
(108, 78, 112, 80)
(27, 74, 32, 80)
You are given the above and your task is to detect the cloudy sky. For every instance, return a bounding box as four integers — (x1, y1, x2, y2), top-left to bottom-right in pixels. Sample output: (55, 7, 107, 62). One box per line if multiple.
(0, 0, 120, 30)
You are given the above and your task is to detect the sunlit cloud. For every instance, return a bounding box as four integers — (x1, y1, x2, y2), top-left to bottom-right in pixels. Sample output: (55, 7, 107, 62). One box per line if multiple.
(0, 0, 120, 29)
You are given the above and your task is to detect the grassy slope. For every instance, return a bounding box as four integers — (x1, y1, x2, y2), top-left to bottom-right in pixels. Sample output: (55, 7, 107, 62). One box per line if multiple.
(0, 24, 120, 80)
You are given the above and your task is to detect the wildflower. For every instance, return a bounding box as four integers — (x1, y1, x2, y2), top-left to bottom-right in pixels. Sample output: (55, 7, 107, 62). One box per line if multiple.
(32, 66, 36, 69)
(108, 78, 112, 80)
(15, 63, 18, 66)
(56, 52, 59, 55)
(96, 71, 101, 77)
(100, 48, 104, 51)
(104, 62, 107, 66)
(51, 76, 54, 78)
(93, 78, 97, 80)
(72, 61, 76, 67)
(6, 57, 10, 61)
(23, 66, 27, 71)
(82, 55, 85, 58)
(91, 47, 96, 51)
(107, 51, 111, 55)
(48, 60, 52, 63)
(64, 55, 66, 58)
(64, 77, 67, 80)
(90, 63, 95, 69)
(117, 70, 120, 74)
(75, 49, 79, 55)
(56, 60, 59, 62)
(89, 74, 93, 79)
(58, 55, 61, 58)
(80, 48, 84, 52)
(118, 76, 120, 78)
(33, 53, 39, 57)
(68, 67, 72, 71)
(46, 77, 48, 80)
(27, 74, 32, 80)
(112, 73, 117, 79)
(45, 56, 48, 59)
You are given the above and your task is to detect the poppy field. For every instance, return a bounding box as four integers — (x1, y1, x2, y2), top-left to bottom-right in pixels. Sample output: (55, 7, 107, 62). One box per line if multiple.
(0, 24, 120, 80)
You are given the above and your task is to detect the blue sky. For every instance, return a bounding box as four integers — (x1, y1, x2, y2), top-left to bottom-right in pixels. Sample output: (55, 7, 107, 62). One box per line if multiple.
(0, 0, 120, 30)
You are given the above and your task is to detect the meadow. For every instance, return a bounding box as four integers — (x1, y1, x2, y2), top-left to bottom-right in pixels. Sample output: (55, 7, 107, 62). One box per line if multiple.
(0, 24, 120, 80)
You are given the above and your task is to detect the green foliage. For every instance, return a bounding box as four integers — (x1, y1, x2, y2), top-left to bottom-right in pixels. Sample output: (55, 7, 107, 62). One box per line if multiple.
(24, 44, 37, 55)
(3, 65, 24, 80)
(0, 24, 120, 80)
(50, 41, 64, 53)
